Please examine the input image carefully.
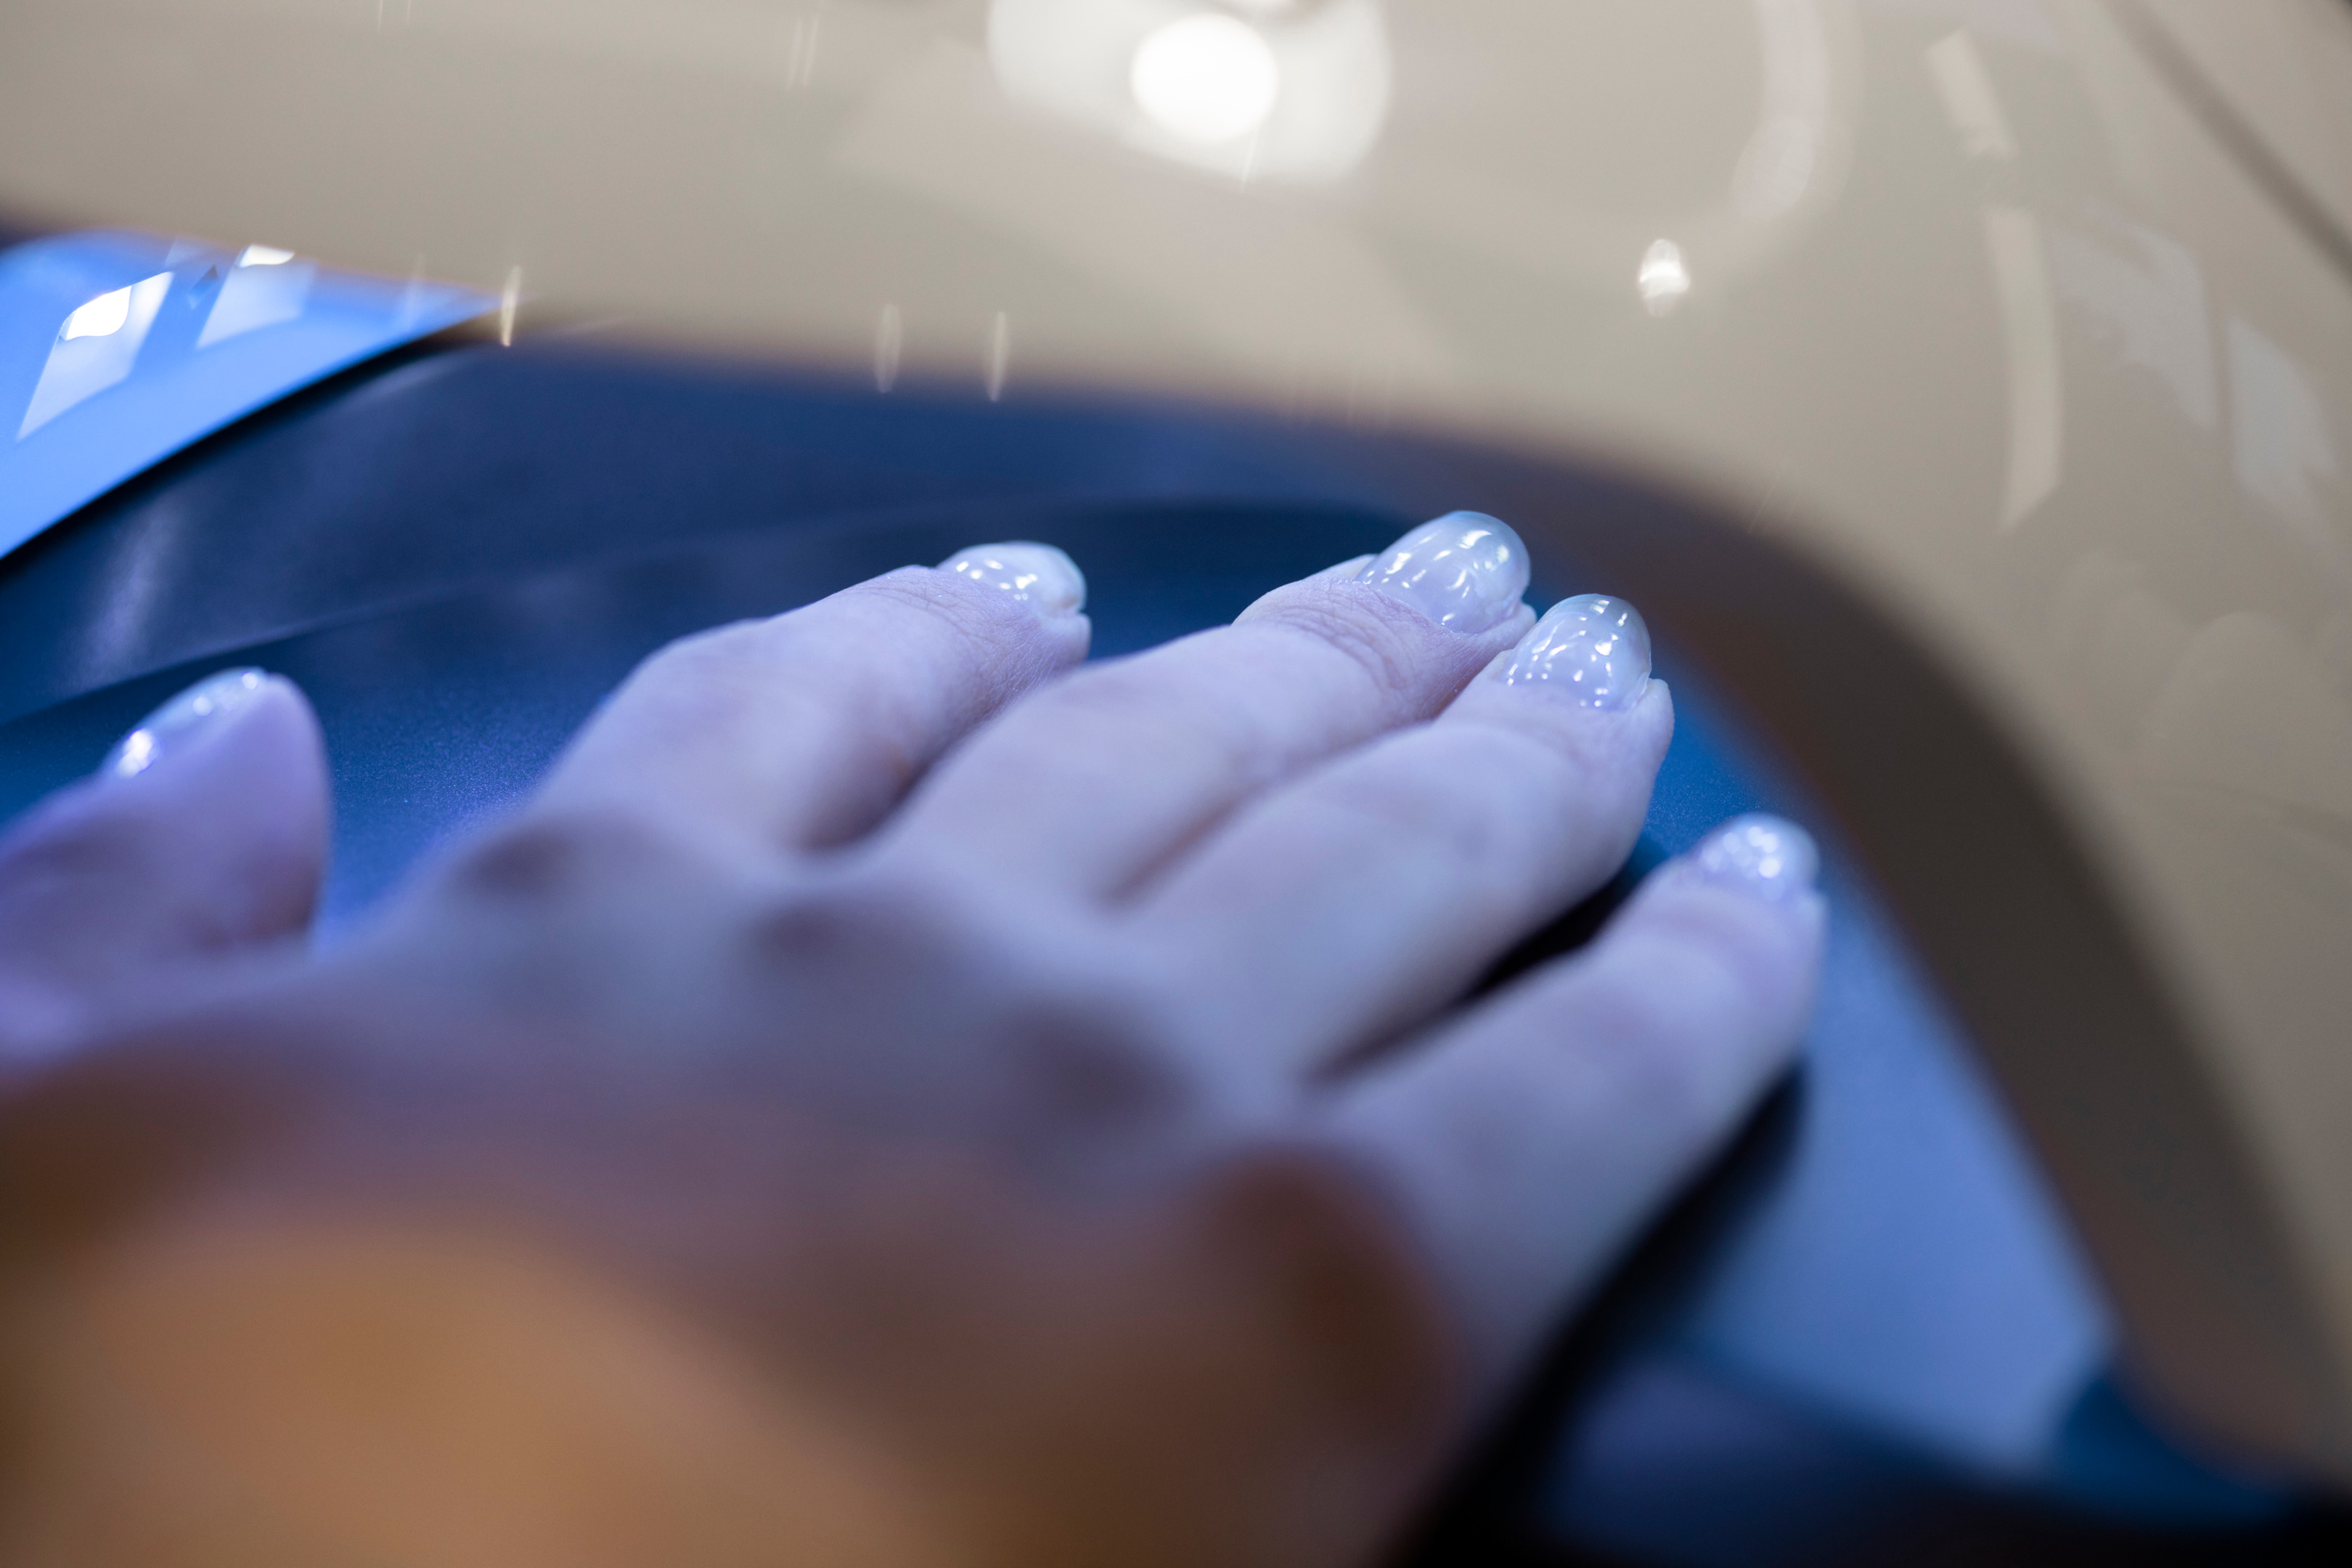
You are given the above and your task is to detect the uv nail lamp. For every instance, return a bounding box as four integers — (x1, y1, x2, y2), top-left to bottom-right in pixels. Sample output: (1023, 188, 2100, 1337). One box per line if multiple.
(4, 0, 2352, 1556)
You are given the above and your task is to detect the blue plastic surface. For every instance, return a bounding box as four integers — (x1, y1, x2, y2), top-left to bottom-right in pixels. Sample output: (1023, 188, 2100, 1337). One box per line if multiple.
(0, 229, 489, 558)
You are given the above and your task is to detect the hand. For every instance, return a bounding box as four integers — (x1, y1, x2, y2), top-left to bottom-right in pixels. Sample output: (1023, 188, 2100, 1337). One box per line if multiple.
(0, 518, 1824, 1568)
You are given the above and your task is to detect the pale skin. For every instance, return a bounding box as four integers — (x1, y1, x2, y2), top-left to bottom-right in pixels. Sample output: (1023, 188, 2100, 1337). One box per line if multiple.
(0, 531, 1823, 1567)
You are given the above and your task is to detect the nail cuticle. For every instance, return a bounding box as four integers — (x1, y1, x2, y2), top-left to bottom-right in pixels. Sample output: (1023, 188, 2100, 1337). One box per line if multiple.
(1355, 512, 1530, 633)
(1498, 593, 1653, 710)
(100, 668, 272, 780)
(939, 542, 1087, 618)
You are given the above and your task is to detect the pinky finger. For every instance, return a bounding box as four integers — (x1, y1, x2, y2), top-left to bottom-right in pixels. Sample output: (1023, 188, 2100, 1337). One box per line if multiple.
(1315, 817, 1827, 1392)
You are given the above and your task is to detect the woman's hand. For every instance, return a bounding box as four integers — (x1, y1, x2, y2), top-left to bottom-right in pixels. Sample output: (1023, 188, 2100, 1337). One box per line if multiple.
(0, 518, 1823, 1568)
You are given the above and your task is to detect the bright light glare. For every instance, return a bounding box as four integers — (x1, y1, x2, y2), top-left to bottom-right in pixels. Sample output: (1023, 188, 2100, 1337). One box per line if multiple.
(238, 244, 295, 267)
(61, 286, 133, 340)
(110, 730, 158, 777)
(1638, 239, 1691, 315)
(1130, 14, 1281, 145)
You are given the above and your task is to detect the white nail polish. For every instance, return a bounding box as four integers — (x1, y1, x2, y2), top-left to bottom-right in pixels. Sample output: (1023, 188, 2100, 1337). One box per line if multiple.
(1355, 512, 1530, 632)
(939, 542, 1087, 616)
(100, 669, 271, 779)
(1692, 814, 1821, 902)
(1499, 593, 1652, 709)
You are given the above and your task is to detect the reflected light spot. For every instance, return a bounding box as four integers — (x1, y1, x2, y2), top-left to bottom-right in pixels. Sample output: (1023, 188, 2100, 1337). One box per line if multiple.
(61, 286, 133, 341)
(1130, 13, 1281, 145)
(111, 730, 157, 777)
(238, 245, 295, 267)
(1638, 240, 1691, 315)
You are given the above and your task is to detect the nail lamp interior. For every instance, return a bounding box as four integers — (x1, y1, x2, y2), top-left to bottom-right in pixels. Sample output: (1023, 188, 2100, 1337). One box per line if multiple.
(5, 0, 2352, 1553)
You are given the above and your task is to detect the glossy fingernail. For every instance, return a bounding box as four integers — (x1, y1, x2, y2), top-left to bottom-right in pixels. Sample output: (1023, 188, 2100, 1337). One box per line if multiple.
(1691, 814, 1820, 903)
(1355, 511, 1529, 632)
(939, 542, 1086, 617)
(1499, 593, 1651, 709)
(100, 668, 271, 780)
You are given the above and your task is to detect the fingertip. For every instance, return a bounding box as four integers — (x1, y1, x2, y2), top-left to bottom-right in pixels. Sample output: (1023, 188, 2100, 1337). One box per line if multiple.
(1685, 813, 1821, 905)
(0, 673, 331, 1054)
(936, 541, 1087, 618)
(1620, 815, 1831, 1034)
(109, 671, 332, 926)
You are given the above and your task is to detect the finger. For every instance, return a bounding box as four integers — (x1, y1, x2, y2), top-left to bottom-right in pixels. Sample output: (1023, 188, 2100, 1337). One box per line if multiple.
(532, 544, 1090, 855)
(1315, 817, 1826, 1387)
(881, 515, 1538, 901)
(0, 670, 330, 1061)
(1141, 595, 1668, 1072)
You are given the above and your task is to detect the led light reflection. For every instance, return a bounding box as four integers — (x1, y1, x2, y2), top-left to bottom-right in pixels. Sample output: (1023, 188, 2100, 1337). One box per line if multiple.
(19, 271, 173, 438)
(1639, 240, 1691, 315)
(198, 250, 318, 348)
(987, 0, 1392, 184)
(1130, 13, 1282, 145)
(61, 286, 134, 341)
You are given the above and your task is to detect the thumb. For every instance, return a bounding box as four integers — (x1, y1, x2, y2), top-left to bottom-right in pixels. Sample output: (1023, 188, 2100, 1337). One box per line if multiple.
(0, 670, 330, 1061)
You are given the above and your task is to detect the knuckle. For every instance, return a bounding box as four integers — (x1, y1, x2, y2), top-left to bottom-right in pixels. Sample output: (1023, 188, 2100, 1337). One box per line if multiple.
(0, 791, 153, 891)
(631, 618, 772, 687)
(1001, 993, 1199, 1134)
(1580, 920, 1797, 1132)
(1644, 889, 1812, 1014)
(1182, 1140, 1464, 1440)
(862, 568, 1048, 656)
(743, 875, 891, 966)
(1246, 587, 1429, 707)
(1320, 749, 1516, 867)
(440, 807, 677, 905)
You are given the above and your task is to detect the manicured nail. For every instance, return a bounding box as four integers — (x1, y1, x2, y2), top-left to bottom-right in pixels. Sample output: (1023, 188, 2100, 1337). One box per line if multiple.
(939, 542, 1086, 616)
(100, 669, 271, 779)
(1355, 512, 1529, 632)
(1691, 814, 1821, 903)
(1499, 593, 1651, 709)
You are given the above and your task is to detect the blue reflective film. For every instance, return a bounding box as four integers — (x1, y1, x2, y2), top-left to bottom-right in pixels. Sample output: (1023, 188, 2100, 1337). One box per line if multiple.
(0, 230, 491, 559)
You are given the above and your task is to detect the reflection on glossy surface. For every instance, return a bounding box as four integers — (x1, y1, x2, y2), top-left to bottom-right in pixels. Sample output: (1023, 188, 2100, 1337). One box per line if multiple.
(20, 271, 168, 437)
(99, 666, 266, 778)
(1500, 593, 1652, 711)
(873, 304, 903, 393)
(1130, 14, 1281, 147)
(60, 285, 133, 342)
(939, 542, 1086, 618)
(0, 231, 493, 558)
(2227, 317, 2346, 571)
(2049, 216, 2217, 433)
(1691, 813, 1822, 902)
(1736, 0, 1836, 219)
(988, 0, 1390, 182)
(1638, 240, 1691, 316)
(1924, 28, 2017, 161)
(1355, 511, 1526, 632)
(1983, 206, 2062, 531)
(197, 247, 316, 348)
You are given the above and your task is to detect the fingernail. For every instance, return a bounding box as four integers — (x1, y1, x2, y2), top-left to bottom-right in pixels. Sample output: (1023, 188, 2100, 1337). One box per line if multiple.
(1355, 512, 1529, 632)
(100, 668, 271, 779)
(939, 542, 1086, 617)
(1499, 593, 1652, 709)
(1691, 814, 1821, 903)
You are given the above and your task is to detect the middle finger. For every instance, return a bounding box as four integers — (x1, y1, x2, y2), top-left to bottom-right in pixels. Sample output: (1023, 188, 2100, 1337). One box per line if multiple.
(878, 515, 1535, 901)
